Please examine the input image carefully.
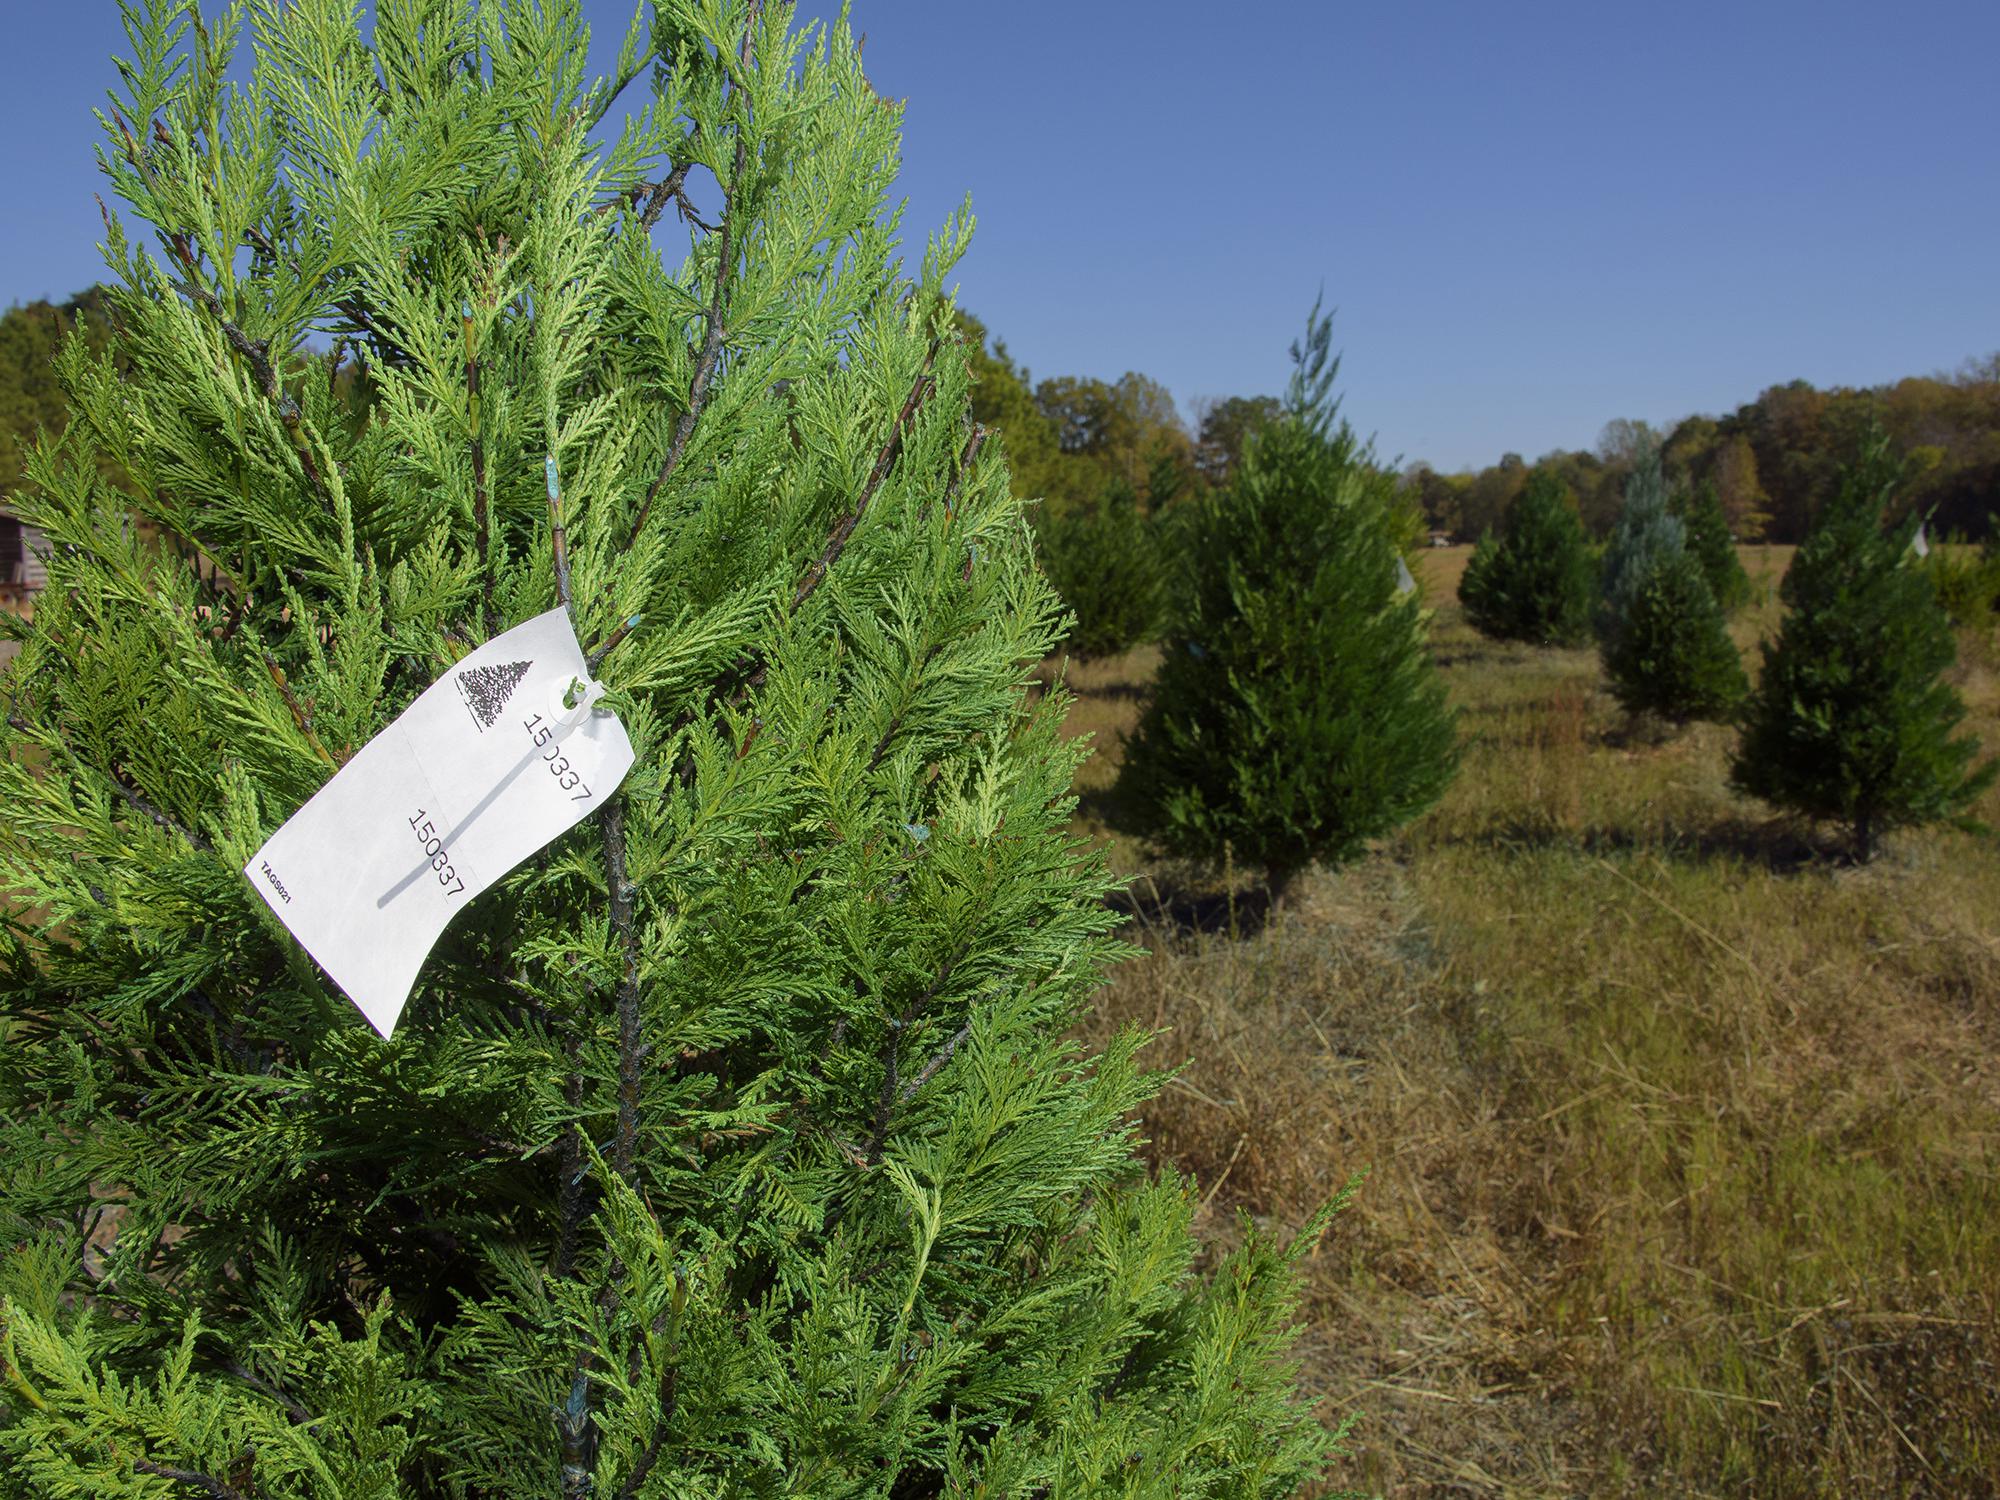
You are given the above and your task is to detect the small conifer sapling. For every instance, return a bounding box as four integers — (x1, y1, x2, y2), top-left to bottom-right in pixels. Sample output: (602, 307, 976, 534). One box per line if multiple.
(1596, 445, 1686, 643)
(1731, 436, 1996, 860)
(1602, 548, 1747, 724)
(1673, 478, 1752, 612)
(1456, 470, 1596, 646)
(1596, 448, 1745, 726)
(1119, 302, 1458, 905)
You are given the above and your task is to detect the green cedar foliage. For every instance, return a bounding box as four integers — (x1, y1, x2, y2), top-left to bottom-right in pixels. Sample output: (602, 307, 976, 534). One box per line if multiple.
(1033, 481, 1168, 658)
(1731, 437, 1997, 860)
(1455, 470, 1596, 645)
(1672, 478, 1753, 612)
(1596, 445, 1686, 642)
(1118, 303, 1458, 901)
(0, 4, 1350, 1496)
(1601, 548, 1747, 724)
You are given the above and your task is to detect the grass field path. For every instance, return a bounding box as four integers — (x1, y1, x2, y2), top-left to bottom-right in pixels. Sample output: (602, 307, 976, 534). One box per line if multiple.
(1062, 546, 2000, 1497)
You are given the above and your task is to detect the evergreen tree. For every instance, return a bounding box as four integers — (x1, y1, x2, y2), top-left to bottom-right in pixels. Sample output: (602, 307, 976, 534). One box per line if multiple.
(1601, 548, 1747, 724)
(1455, 469, 1596, 645)
(1732, 437, 1996, 860)
(0, 5, 1350, 1496)
(1672, 478, 1753, 612)
(1596, 445, 1686, 642)
(1594, 446, 1745, 725)
(1033, 481, 1169, 658)
(1118, 302, 1458, 903)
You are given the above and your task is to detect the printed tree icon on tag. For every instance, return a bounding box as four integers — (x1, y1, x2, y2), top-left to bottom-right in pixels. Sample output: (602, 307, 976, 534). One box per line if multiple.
(456, 659, 531, 730)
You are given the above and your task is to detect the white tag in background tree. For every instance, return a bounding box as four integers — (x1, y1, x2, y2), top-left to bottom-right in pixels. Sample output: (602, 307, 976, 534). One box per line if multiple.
(244, 607, 636, 1037)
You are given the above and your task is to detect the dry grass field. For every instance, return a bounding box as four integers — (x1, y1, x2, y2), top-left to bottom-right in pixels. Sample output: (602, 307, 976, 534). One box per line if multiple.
(1054, 545, 2000, 1497)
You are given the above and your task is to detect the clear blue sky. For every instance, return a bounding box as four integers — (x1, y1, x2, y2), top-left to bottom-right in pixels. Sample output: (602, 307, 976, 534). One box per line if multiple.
(4, 2, 1996, 472)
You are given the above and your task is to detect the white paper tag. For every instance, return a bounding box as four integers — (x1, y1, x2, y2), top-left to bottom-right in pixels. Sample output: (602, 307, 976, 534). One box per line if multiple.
(244, 607, 636, 1037)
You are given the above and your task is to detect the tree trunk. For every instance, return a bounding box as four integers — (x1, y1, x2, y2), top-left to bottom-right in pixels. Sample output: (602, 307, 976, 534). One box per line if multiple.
(1266, 864, 1296, 915)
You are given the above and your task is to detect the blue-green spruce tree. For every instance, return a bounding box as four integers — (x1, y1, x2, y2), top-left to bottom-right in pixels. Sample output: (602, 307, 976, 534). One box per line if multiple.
(1118, 304, 1457, 904)
(1595, 444, 1685, 641)
(1597, 449, 1745, 725)
(1732, 437, 1996, 860)
(0, 3, 1352, 1495)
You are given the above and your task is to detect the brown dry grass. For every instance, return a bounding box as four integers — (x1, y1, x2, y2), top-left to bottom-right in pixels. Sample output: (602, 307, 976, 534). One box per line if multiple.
(1068, 546, 2000, 1497)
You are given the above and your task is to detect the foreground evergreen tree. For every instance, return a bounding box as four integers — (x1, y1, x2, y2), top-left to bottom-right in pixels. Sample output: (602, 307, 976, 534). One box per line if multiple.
(1601, 549, 1747, 724)
(1732, 437, 1996, 860)
(1456, 470, 1595, 645)
(0, 4, 1349, 1495)
(1119, 304, 1457, 903)
(1673, 478, 1752, 612)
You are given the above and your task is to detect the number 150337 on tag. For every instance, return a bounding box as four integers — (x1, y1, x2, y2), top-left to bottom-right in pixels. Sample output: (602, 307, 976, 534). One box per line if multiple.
(407, 810, 467, 896)
(523, 712, 594, 801)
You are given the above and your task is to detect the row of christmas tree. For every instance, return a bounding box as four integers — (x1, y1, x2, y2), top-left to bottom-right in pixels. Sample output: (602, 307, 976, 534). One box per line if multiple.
(1459, 442, 1994, 861)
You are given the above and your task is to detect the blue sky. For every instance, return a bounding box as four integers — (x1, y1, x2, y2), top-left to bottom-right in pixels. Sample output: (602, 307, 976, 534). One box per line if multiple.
(3, 1, 1995, 471)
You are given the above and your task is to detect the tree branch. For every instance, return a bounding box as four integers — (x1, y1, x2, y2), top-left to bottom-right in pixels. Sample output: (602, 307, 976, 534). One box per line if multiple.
(225, 1360, 315, 1428)
(657, 349, 943, 794)
(898, 1019, 972, 1105)
(616, 1364, 678, 1500)
(462, 303, 496, 636)
(596, 162, 711, 234)
(626, 0, 766, 547)
(132, 1458, 252, 1500)
(601, 796, 645, 1186)
(262, 655, 338, 769)
(546, 454, 574, 615)
(789, 338, 940, 612)
(107, 765, 211, 851)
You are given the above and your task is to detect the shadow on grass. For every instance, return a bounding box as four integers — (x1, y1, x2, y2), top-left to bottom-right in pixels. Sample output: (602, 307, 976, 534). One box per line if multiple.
(1101, 866, 1282, 939)
(1439, 812, 1838, 872)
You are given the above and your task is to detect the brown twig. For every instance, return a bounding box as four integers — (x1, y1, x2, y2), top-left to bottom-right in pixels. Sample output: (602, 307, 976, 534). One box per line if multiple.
(601, 798, 646, 1186)
(616, 1362, 679, 1499)
(132, 1459, 252, 1500)
(790, 342, 939, 612)
(464, 303, 495, 635)
(245, 221, 415, 370)
(626, 0, 766, 546)
(107, 766, 211, 851)
(655, 352, 942, 791)
(596, 162, 711, 234)
(546, 455, 574, 615)
(587, 614, 644, 673)
(226, 1361, 316, 1428)
(899, 1019, 973, 1105)
(934, 423, 986, 523)
(262, 655, 337, 769)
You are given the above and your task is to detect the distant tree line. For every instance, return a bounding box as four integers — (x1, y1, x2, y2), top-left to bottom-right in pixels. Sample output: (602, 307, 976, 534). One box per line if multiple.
(1404, 360, 2000, 544)
(14, 291, 1989, 552)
